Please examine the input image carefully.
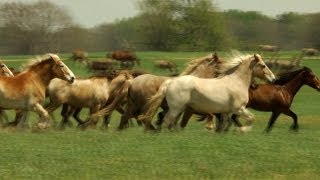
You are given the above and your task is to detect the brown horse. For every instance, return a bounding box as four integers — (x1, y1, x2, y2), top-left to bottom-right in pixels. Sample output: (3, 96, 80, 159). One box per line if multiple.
(191, 67, 320, 132)
(0, 54, 75, 129)
(108, 50, 140, 68)
(154, 60, 178, 72)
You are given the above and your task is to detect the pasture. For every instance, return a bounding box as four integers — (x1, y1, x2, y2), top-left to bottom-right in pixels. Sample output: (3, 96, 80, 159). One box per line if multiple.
(0, 51, 320, 179)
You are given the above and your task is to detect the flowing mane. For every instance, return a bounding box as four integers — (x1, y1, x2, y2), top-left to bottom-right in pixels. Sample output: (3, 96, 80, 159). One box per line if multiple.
(217, 52, 252, 76)
(274, 67, 309, 85)
(22, 54, 54, 71)
(180, 54, 214, 75)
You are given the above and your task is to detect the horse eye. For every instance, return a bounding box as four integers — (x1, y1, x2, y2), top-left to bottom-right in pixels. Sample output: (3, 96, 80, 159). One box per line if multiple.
(59, 64, 64, 68)
(261, 64, 266, 68)
(0, 65, 4, 68)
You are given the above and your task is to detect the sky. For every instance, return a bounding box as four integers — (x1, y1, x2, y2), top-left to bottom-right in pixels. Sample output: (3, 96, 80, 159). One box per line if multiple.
(1, 0, 320, 27)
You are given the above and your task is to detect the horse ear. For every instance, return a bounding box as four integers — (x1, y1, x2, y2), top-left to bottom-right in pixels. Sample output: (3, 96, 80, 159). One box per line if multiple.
(253, 54, 260, 63)
(212, 52, 219, 61)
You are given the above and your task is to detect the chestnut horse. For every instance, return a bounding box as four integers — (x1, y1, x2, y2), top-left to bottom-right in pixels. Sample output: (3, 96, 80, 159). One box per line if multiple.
(0, 61, 14, 124)
(0, 54, 75, 129)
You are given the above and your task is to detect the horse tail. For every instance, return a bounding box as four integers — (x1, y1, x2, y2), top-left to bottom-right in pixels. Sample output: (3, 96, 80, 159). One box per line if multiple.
(91, 74, 133, 119)
(138, 79, 172, 128)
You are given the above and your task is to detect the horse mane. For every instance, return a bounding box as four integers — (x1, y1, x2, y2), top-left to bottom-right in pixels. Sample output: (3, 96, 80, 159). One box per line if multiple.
(274, 67, 309, 85)
(180, 54, 214, 76)
(217, 51, 252, 76)
(22, 54, 53, 71)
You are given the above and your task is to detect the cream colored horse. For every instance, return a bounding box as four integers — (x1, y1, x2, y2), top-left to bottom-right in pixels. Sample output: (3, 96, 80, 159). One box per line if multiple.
(139, 54, 275, 131)
(0, 54, 75, 130)
(45, 71, 133, 129)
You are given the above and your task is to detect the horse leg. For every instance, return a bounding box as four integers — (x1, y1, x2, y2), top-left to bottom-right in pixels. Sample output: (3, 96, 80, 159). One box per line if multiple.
(180, 106, 194, 129)
(0, 109, 8, 125)
(59, 104, 71, 129)
(265, 111, 281, 133)
(73, 108, 84, 125)
(33, 103, 50, 129)
(215, 114, 228, 133)
(161, 108, 184, 130)
(224, 114, 243, 132)
(283, 109, 298, 131)
(101, 112, 112, 129)
(80, 105, 100, 130)
(205, 114, 215, 131)
(16, 111, 28, 130)
(236, 106, 255, 132)
(119, 104, 135, 130)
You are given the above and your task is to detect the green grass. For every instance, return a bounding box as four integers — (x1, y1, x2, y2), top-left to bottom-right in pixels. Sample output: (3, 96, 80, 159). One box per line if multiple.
(0, 51, 320, 179)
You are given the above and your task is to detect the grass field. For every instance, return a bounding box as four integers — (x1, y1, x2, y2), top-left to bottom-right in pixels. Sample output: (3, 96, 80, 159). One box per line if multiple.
(0, 51, 320, 179)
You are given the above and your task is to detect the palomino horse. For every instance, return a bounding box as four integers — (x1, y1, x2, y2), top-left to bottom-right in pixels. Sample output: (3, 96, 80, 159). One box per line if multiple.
(0, 54, 75, 129)
(224, 67, 320, 132)
(45, 71, 133, 129)
(139, 54, 275, 131)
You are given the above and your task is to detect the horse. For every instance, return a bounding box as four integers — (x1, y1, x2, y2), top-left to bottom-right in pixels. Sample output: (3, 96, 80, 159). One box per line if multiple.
(138, 54, 275, 131)
(45, 71, 133, 130)
(233, 67, 320, 132)
(0, 54, 75, 130)
(301, 48, 318, 56)
(70, 49, 88, 62)
(258, 44, 279, 52)
(154, 60, 178, 72)
(107, 50, 140, 68)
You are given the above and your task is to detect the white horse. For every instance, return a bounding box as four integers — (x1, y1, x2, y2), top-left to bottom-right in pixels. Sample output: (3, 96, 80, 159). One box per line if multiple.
(139, 54, 275, 131)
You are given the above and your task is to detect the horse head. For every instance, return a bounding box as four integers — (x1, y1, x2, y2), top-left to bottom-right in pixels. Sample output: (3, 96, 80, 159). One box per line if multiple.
(251, 54, 275, 83)
(48, 54, 75, 83)
(302, 67, 320, 91)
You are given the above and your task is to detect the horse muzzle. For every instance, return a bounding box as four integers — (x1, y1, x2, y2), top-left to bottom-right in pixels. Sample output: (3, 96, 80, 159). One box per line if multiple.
(68, 76, 75, 83)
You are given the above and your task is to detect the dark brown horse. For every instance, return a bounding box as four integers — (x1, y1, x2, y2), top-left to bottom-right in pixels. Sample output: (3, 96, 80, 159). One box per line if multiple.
(190, 67, 320, 132)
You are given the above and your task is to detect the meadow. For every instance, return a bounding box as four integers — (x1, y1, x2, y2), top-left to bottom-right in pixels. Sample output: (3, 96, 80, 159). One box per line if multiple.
(0, 51, 320, 179)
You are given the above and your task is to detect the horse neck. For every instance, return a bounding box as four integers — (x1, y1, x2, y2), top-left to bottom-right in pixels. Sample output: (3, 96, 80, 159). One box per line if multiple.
(283, 72, 304, 97)
(230, 61, 253, 88)
(29, 64, 55, 87)
(189, 64, 217, 78)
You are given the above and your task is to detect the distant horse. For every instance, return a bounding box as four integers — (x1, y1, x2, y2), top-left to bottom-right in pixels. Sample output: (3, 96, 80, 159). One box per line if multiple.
(258, 44, 279, 52)
(302, 48, 318, 56)
(154, 60, 178, 72)
(139, 54, 275, 131)
(0, 54, 75, 129)
(108, 50, 140, 68)
(87, 59, 117, 72)
(70, 49, 88, 62)
(45, 71, 133, 129)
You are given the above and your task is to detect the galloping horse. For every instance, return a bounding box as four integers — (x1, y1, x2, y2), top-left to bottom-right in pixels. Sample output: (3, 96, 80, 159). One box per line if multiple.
(0, 54, 75, 129)
(45, 71, 133, 129)
(139, 54, 275, 131)
(234, 67, 320, 132)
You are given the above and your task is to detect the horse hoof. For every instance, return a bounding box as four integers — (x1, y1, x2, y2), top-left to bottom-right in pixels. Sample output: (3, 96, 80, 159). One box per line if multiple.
(239, 126, 252, 133)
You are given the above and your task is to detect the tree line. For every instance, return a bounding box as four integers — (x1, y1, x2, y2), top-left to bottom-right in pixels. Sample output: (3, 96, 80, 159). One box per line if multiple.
(0, 0, 319, 55)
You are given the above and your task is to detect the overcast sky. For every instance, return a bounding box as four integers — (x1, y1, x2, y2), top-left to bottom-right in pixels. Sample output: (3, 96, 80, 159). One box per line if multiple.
(1, 0, 320, 27)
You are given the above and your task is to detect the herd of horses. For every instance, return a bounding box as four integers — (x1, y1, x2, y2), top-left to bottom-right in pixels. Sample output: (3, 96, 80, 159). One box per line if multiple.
(0, 51, 319, 133)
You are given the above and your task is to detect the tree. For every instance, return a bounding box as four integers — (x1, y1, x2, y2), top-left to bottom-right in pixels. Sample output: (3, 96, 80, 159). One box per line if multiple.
(0, 1, 73, 54)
